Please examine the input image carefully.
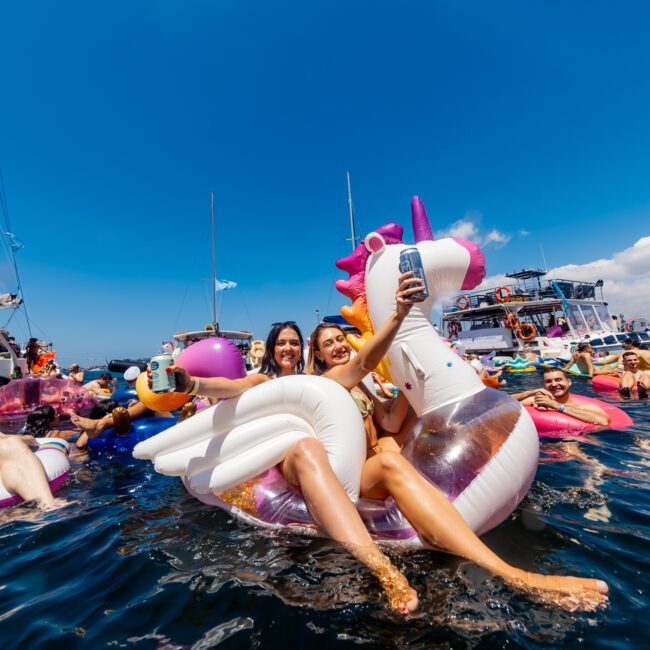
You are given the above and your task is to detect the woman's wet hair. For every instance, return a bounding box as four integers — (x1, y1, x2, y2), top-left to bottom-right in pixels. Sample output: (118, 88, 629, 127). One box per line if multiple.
(88, 399, 119, 420)
(99, 372, 113, 381)
(24, 405, 56, 436)
(307, 323, 347, 375)
(259, 322, 305, 377)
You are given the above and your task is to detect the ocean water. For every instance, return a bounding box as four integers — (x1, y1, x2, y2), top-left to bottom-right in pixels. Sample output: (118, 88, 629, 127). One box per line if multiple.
(0, 371, 648, 649)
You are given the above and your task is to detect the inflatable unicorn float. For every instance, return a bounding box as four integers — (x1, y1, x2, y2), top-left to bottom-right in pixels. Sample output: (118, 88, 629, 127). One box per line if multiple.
(134, 197, 539, 548)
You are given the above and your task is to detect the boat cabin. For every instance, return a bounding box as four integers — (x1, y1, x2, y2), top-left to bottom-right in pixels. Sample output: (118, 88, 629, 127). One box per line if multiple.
(442, 269, 625, 358)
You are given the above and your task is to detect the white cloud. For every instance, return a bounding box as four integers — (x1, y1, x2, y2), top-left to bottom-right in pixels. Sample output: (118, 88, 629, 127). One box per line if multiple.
(443, 219, 479, 240)
(518, 229, 530, 237)
(477, 237, 650, 317)
(485, 229, 511, 247)
(437, 212, 511, 249)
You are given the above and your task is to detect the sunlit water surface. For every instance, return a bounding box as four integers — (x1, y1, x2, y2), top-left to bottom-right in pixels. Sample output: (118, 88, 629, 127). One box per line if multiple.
(0, 372, 648, 648)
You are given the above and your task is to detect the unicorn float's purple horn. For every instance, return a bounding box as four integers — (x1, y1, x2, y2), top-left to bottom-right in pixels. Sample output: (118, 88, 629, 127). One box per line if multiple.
(411, 196, 434, 243)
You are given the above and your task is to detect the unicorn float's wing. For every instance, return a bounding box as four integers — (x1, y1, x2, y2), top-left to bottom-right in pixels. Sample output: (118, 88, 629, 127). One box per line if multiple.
(133, 374, 366, 501)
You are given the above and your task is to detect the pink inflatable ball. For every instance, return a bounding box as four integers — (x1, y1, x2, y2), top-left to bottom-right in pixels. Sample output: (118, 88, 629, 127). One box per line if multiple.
(176, 337, 247, 379)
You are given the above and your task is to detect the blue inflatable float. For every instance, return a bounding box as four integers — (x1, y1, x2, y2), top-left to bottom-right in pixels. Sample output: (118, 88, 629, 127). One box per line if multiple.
(110, 386, 138, 406)
(87, 416, 177, 454)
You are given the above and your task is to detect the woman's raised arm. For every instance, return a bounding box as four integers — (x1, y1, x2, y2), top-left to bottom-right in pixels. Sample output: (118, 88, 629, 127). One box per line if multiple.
(326, 272, 425, 390)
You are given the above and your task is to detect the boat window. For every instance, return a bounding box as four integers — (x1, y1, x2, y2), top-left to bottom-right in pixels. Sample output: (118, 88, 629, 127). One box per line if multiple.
(603, 335, 616, 344)
(616, 334, 627, 342)
(593, 304, 616, 331)
(579, 305, 602, 332)
(591, 338, 603, 346)
(566, 303, 588, 336)
(639, 332, 650, 341)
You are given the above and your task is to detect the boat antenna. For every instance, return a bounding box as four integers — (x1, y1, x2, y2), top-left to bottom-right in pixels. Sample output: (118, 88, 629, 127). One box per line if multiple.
(346, 170, 358, 252)
(0, 168, 32, 338)
(540, 242, 548, 273)
(211, 190, 218, 333)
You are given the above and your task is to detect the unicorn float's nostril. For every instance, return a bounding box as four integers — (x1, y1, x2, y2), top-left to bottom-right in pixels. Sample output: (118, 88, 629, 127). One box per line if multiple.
(454, 238, 486, 290)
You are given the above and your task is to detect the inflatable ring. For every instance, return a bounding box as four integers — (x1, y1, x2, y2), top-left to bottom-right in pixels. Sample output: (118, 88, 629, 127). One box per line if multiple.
(0, 438, 70, 508)
(592, 375, 631, 392)
(88, 416, 177, 455)
(456, 295, 471, 310)
(525, 394, 632, 437)
(110, 386, 138, 406)
(495, 286, 511, 303)
(518, 323, 537, 341)
(448, 320, 461, 337)
(503, 313, 520, 329)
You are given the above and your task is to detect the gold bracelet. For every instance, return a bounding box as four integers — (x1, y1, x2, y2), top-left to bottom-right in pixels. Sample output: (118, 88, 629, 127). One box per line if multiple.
(188, 378, 199, 396)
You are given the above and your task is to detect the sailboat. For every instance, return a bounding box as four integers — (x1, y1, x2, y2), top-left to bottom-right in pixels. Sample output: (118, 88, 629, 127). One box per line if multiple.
(171, 191, 253, 356)
(0, 172, 29, 381)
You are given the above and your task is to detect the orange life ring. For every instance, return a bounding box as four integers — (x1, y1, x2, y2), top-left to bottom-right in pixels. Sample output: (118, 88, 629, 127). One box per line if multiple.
(495, 286, 511, 303)
(517, 323, 537, 341)
(448, 320, 461, 337)
(456, 295, 471, 310)
(503, 313, 520, 329)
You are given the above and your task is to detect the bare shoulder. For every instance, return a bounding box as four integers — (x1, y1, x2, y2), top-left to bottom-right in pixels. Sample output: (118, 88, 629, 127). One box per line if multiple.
(243, 373, 272, 387)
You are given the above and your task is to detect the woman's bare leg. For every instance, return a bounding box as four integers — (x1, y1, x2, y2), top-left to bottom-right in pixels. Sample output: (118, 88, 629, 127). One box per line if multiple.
(281, 438, 418, 612)
(361, 451, 608, 612)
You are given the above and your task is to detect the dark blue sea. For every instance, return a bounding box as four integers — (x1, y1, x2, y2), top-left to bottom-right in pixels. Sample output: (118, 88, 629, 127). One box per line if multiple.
(0, 371, 648, 649)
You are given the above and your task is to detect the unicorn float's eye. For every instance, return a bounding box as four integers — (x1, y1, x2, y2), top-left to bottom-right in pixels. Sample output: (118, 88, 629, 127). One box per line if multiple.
(364, 232, 386, 255)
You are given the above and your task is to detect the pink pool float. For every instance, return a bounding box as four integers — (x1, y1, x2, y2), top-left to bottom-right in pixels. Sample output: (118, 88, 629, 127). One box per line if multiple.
(0, 377, 97, 423)
(525, 393, 633, 437)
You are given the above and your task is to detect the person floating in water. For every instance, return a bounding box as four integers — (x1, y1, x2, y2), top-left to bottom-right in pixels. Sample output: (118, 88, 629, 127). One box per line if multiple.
(564, 342, 614, 377)
(617, 351, 650, 398)
(513, 368, 609, 426)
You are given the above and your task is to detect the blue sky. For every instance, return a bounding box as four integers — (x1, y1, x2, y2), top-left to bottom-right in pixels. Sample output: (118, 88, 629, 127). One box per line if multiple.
(1, 1, 649, 365)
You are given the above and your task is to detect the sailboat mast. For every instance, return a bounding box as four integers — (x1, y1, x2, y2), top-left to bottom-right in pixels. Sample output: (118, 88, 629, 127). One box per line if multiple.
(346, 170, 358, 252)
(0, 169, 31, 337)
(211, 190, 218, 332)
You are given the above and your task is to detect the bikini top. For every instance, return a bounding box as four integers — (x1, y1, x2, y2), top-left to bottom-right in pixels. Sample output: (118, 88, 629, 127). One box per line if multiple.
(351, 387, 375, 418)
(351, 385, 380, 451)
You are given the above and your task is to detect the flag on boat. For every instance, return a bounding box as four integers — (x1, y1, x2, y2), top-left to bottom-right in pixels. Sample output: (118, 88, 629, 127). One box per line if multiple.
(215, 278, 237, 292)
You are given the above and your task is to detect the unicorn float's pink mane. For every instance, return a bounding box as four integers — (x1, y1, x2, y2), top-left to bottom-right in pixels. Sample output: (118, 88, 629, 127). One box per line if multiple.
(334, 223, 404, 380)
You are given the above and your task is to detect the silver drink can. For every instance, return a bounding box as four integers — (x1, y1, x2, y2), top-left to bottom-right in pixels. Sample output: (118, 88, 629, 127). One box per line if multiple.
(150, 354, 176, 393)
(399, 247, 430, 299)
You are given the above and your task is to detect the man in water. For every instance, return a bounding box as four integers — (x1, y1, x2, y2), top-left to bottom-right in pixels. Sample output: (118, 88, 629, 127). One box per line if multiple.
(83, 372, 117, 397)
(512, 368, 609, 427)
(563, 342, 613, 376)
(618, 351, 650, 398)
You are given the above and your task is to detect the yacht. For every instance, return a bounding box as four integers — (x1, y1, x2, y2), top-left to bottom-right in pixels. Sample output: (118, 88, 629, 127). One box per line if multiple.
(441, 269, 644, 359)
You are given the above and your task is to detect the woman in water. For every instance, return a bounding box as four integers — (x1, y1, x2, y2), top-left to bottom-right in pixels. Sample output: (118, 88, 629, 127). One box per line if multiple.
(306, 272, 609, 612)
(167, 320, 419, 613)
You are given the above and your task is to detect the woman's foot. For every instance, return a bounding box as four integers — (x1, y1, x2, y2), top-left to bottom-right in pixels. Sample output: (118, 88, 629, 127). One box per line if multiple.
(68, 412, 101, 436)
(364, 551, 419, 613)
(504, 570, 608, 612)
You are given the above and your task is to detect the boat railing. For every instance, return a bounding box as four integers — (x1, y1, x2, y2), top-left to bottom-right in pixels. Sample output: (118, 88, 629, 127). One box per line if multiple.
(443, 278, 600, 313)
